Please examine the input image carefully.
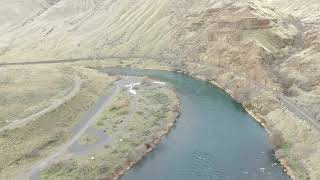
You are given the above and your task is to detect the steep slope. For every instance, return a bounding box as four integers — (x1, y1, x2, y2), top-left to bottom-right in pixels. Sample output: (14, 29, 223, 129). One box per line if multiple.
(0, 0, 59, 55)
(0, 0, 50, 31)
(266, 0, 320, 121)
(171, 1, 320, 179)
(0, 0, 178, 62)
(0, 0, 320, 179)
(268, 0, 320, 24)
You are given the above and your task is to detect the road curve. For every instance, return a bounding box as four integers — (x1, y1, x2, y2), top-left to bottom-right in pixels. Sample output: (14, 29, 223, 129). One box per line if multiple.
(20, 82, 121, 180)
(0, 76, 82, 133)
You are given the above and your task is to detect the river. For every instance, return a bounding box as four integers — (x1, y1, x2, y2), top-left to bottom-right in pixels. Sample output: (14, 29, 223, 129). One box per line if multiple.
(100, 67, 289, 180)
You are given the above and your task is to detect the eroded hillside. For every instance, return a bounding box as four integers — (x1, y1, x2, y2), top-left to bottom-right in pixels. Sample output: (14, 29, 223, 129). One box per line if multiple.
(1, 0, 320, 179)
(0, 0, 179, 61)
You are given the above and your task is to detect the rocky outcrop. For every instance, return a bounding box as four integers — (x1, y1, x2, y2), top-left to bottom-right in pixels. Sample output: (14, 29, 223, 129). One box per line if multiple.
(174, 2, 320, 179)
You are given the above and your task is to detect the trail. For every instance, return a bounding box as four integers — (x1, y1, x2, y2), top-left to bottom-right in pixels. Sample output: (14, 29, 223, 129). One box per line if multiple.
(253, 81, 320, 131)
(0, 76, 81, 133)
(22, 81, 121, 180)
(0, 56, 176, 67)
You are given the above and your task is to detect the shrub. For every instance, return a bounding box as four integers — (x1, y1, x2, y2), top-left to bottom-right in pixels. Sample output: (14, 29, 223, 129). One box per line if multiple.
(109, 99, 129, 111)
(268, 130, 284, 150)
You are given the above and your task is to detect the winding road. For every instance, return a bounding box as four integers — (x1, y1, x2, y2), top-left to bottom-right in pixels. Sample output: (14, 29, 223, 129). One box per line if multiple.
(23, 81, 121, 180)
(0, 76, 81, 133)
(23, 77, 142, 180)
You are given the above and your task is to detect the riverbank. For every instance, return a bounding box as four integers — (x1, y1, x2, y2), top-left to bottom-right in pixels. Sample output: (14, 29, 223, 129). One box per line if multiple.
(104, 79, 181, 180)
(114, 97, 181, 180)
(245, 108, 295, 179)
(75, 59, 295, 179)
(41, 76, 181, 180)
(102, 67, 290, 180)
(108, 77, 181, 180)
(183, 69, 318, 179)
(176, 70, 296, 180)
(176, 72, 296, 179)
(6, 58, 300, 179)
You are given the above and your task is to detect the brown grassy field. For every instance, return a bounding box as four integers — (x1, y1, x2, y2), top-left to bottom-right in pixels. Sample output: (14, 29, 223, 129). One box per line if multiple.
(0, 66, 74, 127)
(0, 65, 116, 179)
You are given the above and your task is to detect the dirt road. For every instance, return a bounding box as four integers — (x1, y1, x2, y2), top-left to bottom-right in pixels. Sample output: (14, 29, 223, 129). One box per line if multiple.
(253, 81, 320, 131)
(22, 82, 120, 180)
(0, 76, 81, 133)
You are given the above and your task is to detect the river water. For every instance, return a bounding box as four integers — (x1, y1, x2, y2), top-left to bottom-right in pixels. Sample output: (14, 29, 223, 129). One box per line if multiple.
(100, 67, 289, 180)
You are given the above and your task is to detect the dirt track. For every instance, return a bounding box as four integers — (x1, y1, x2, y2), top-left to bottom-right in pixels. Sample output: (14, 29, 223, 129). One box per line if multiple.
(0, 76, 81, 133)
(23, 83, 119, 180)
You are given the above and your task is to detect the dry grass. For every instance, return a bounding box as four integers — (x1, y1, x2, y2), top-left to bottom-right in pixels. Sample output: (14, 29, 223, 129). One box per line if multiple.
(0, 66, 116, 179)
(265, 108, 320, 179)
(0, 66, 73, 127)
(1, 0, 319, 178)
(41, 79, 180, 180)
(68, 57, 172, 71)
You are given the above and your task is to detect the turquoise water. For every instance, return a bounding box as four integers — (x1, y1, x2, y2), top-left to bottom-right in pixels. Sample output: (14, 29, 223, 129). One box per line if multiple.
(100, 68, 289, 180)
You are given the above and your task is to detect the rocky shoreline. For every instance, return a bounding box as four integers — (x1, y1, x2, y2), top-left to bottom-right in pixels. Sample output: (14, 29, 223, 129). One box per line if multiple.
(103, 65, 294, 179)
(136, 66, 295, 179)
(189, 72, 295, 180)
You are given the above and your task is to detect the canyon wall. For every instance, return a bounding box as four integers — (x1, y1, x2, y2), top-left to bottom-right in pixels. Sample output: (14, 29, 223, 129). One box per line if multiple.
(1, 0, 320, 179)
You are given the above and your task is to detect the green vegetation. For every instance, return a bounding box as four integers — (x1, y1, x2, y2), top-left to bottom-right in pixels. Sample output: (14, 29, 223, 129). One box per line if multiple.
(41, 79, 180, 180)
(281, 143, 290, 151)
